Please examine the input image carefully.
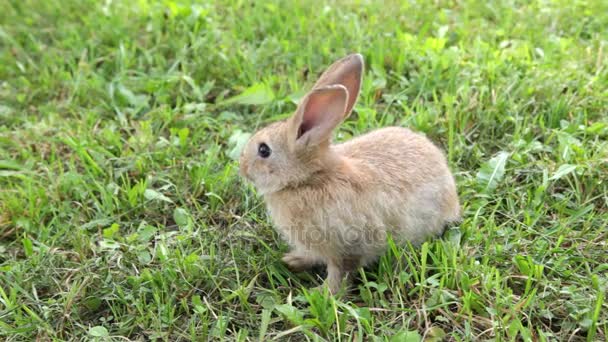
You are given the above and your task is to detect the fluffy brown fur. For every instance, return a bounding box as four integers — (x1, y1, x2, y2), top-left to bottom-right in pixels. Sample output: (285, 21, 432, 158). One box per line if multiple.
(240, 54, 460, 293)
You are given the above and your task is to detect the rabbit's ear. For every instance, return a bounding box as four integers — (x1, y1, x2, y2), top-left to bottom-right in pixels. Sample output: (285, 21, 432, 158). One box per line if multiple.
(290, 85, 348, 148)
(312, 53, 363, 118)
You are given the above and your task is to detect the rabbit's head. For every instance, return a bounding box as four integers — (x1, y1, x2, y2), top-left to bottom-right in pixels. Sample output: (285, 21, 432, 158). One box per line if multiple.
(239, 54, 363, 195)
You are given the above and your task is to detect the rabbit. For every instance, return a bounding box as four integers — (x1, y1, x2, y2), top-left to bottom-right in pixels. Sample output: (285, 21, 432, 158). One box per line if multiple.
(239, 53, 460, 293)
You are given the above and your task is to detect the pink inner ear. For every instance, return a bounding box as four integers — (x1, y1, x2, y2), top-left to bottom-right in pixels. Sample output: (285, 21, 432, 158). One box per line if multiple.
(297, 122, 310, 139)
(293, 86, 347, 146)
(297, 101, 325, 139)
(312, 54, 363, 116)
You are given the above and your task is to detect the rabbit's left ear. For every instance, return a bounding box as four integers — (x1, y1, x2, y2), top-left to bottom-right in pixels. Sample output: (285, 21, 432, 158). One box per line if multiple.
(312, 53, 363, 118)
(289, 85, 348, 148)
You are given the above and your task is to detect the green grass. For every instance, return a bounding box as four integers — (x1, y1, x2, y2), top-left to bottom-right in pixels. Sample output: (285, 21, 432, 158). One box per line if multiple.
(1, 0, 607, 340)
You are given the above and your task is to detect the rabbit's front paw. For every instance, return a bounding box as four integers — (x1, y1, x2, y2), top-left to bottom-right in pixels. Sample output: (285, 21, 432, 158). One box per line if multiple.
(282, 252, 318, 272)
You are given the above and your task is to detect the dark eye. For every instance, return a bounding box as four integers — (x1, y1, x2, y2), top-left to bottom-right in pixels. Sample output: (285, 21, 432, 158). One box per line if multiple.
(258, 143, 271, 158)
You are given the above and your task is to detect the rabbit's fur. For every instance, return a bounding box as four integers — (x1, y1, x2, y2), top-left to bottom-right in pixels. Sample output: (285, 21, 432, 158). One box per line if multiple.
(240, 54, 460, 293)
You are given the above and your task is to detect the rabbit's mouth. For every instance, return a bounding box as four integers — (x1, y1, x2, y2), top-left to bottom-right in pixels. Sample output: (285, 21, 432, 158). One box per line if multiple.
(239, 162, 251, 180)
(239, 168, 272, 194)
(249, 175, 287, 196)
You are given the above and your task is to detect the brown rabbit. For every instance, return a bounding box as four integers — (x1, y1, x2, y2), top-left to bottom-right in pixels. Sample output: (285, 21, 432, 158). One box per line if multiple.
(239, 54, 460, 293)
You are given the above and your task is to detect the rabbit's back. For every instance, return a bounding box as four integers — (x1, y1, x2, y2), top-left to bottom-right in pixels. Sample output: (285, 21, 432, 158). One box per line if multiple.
(335, 127, 448, 187)
(334, 127, 460, 243)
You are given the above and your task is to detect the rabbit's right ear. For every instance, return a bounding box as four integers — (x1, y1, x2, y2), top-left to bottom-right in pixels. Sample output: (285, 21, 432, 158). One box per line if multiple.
(312, 53, 363, 118)
(289, 85, 348, 149)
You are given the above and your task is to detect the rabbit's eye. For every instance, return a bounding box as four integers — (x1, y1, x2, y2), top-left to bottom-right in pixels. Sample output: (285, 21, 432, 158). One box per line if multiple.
(258, 143, 271, 158)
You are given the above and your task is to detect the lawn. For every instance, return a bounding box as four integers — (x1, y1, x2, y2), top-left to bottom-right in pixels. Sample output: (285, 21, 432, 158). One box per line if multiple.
(1, 0, 607, 340)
